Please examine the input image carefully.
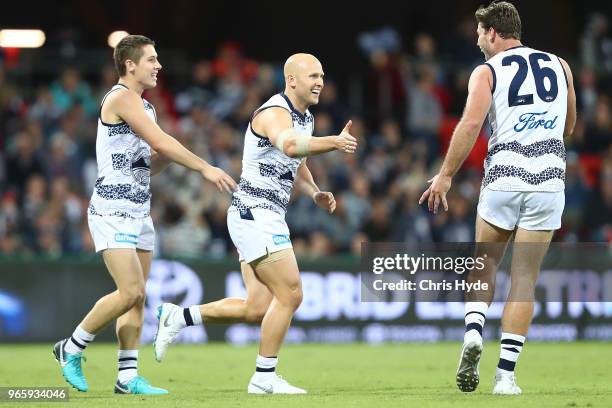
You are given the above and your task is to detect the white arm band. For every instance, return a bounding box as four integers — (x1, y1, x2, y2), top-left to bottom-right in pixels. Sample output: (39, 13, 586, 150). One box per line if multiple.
(295, 133, 312, 157)
(273, 128, 312, 157)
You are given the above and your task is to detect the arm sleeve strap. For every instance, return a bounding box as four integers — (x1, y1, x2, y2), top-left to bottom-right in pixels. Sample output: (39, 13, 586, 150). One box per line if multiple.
(273, 128, 312, 157)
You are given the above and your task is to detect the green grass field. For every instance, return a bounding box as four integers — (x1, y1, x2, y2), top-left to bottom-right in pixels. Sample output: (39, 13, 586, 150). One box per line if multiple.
(0, 342, 609, 407)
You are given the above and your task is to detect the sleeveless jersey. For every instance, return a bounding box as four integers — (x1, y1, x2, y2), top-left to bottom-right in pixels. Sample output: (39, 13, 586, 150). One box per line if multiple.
(88, 84, 156, 218)
(483, 45, 568, 192)
(230, 93, 314, 217)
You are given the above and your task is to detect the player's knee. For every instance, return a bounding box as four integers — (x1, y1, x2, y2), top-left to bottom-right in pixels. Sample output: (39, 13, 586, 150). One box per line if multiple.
(245, 302, 269, 323)
(119, 286, 145, 309)
(133, 292, 146, 308)
(284, 284, 303, 311)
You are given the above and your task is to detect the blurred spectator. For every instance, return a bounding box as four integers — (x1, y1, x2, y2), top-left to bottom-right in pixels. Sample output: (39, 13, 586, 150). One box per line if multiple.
(204, 198, 234, 256)
(95, 64, 119, 103)
(576, 67, 599, 123)
(50, 67, 97, 117)
(562, 152, 591, 240)
(439, 194, 473, 242)
(46, 124, 83, 182)
(364, 144, 394, 195)
(444, 18, 483, 69)
(393, 199, 432, 244)
(28, 86, 62, 131)
(581, 96, 612, 153)
(211, 41, 259, 84)
(580, 12, 612, 76)
(208, 68, 245, 120)
(159, 200, 210, 257)
(312, 196, 359, 252)
(143, 77, 178, 123)
(342, 175, 372, 230)
(1, 20, 610, 258)
(448, 69, 470, 117)
(363, 48, 406, 129)
(21, 174, 47, 250)
(582, 156, 612, 242)
(5, 130, 45, 200)
(0, 65, 26, 136)
(175, 60, 216, 115)
(406, 65, 442, 162)
(231, 84, 263, 128)
(308, 231, 334, 257)
(48, 176, 83, 252)
(362, 200, 392, 242)
(316, 80, 350, 131)
(0, 192, 22, 254)
(412, 33, 441, 79)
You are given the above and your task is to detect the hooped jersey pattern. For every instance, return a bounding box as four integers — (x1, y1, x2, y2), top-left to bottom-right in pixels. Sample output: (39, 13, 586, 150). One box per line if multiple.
(88, 84, 156, 219)
(230, 93, 314, 217)
(483, 46, 568, 192)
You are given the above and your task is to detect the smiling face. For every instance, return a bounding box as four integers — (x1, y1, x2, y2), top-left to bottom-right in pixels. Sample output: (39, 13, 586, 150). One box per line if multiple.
(128, 45, 162, 90)
(285, 54, 324, 109)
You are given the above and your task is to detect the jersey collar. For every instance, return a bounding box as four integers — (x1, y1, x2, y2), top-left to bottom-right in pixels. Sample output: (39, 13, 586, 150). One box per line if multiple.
(504, 45, 526, 52)
(280, 92, 307, 121)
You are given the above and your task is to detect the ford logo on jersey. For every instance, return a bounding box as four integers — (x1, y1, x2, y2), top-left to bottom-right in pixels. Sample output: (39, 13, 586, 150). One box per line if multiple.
(273, 234, 291, 245)
(514, 111, 558, 132)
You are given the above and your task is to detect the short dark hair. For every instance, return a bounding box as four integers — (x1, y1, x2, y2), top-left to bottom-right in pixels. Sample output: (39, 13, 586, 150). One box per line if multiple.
(113, 35, 156, 77)
(475, 1, 522, 40)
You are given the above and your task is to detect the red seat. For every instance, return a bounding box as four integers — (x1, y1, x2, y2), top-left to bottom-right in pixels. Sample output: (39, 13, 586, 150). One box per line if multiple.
(578, 153, 602, 188)
(438, 116, 488, 173)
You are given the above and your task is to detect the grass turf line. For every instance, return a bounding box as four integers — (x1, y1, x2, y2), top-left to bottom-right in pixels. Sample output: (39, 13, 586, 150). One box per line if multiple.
(0, 342, 609, 407)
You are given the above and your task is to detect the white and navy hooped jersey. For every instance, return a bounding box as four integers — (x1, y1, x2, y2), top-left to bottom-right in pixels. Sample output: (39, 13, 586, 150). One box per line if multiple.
(483, 45, 568, 192)
(230, 93, 314, 218)
(88, 84, 156, 218)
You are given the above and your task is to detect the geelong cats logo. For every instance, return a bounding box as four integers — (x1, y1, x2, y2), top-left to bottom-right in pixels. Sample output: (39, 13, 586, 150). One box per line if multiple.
(122, 147, 151, 186)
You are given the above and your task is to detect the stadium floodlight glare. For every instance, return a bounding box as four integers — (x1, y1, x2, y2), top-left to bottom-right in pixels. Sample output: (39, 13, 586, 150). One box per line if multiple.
(108, 31, 130, 48)
(0, 29, 46, 48)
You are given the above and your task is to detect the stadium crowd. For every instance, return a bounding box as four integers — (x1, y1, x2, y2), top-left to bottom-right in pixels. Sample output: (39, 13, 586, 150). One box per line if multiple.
(0, 16, 611, 258)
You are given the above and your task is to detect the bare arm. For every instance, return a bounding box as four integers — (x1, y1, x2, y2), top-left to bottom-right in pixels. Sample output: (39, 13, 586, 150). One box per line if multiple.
(296, 159, 337, 213)
(252, 107, 356, 158)
(419, 64, 492, 213)
(150, 149, 171, 176)
(296, 159, 319, 197)
(110, 89, 209, 172)
(105, 89, 236, 192)
(439, 65, 493, 178)
(559, 57, 577, 140)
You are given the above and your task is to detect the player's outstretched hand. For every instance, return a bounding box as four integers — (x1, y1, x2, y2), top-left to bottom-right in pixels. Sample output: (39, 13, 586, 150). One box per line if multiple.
(201, 165, 237, 194)
(418, 174, 451, 214)
(313, 191, 336, 214)
(335, 120, 357, 154)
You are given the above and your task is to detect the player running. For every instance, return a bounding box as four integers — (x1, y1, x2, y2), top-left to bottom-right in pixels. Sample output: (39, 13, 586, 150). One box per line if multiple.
(52, 35, 236, 395)
(154, 53, 358, 394)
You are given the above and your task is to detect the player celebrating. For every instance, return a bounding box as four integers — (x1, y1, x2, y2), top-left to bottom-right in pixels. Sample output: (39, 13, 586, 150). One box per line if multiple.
(153, 53, 357, 394)
(52, 35, 236, 395)
(419, 1, 576, 395)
